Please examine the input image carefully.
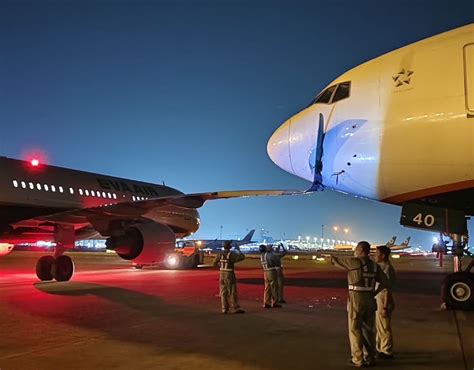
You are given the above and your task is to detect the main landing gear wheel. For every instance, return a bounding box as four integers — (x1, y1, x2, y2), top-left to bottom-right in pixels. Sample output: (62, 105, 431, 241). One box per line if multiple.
(51, 255, 75, 282)
(36, 256, 55, 281)
(441, 272, 474, 310)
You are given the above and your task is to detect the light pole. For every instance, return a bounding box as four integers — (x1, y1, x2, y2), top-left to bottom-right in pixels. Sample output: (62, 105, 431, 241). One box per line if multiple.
(321, 224, 327, 240)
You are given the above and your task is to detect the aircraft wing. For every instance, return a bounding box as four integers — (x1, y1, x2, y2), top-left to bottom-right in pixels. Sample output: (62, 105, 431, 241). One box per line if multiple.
(21, 189, 302, 224)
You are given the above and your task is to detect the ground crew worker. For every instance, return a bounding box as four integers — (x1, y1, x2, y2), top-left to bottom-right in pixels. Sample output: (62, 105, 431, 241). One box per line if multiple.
(331, 241, 389, 368)
(374, 245, 396, 359)
(259, 244, 281, 308)
(213, 241, 245, 314)
(272, 243, 287, 303)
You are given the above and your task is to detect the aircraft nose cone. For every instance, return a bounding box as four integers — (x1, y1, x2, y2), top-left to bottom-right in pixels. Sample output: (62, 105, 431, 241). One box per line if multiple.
(267, 120, 293, 174)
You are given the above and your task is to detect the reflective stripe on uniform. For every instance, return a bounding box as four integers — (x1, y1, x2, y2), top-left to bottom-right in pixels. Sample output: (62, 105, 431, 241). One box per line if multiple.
(348, 284, 374, 292)
(260, 253, 276, 271)
(220, 252, 231, 271)
(349, 259, 377, 292)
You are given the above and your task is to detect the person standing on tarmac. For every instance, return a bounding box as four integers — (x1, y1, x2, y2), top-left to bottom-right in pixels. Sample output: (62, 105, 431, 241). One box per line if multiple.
(374, 245, 396, 360)
(213, 241, 245, 314)
(271, 243, 287, 304)
(331, 241, 389, 368)
(259, 244, 281, 308)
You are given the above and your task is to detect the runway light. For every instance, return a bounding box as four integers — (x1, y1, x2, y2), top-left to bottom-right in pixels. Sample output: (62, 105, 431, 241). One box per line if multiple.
(392, 254, 400, 259)
(292, 255, 299, 260)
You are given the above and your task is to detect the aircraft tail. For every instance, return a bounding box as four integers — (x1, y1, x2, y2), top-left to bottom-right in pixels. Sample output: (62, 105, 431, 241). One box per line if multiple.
(242, 229, 255, 243)
(401, 237, 411, 246)
(386, 236, 397, 247)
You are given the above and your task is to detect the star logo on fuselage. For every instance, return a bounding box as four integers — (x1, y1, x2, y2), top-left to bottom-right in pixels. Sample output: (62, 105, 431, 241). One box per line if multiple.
(392, 68, 414, 87)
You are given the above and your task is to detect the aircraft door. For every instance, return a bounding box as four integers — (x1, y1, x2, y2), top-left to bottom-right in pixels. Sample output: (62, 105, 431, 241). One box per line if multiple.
(463, 43, 474, 116)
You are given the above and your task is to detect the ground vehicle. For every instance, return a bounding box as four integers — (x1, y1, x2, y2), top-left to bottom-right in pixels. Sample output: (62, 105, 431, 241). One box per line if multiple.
(164, 241, 205, 269)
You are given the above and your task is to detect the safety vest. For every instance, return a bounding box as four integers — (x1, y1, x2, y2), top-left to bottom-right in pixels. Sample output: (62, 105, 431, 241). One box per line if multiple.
(260, 253, 275, 271)
(348, 259, 377, 292)
(219, 251, 233, 271)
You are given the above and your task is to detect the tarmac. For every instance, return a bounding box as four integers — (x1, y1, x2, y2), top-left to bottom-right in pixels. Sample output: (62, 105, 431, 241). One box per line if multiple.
(0, 251, 472, 370)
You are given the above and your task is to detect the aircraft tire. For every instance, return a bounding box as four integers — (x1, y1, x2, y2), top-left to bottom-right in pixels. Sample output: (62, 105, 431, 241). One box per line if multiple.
(36, 255, 55, 281)
(441, 272, 474, 310)
(51, 255, 75, 282)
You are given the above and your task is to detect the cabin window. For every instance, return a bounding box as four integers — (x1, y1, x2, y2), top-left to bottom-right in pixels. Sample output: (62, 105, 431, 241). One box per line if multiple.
(332, 81, 351, 102)
(36, 183, 42, 191)
(79, 189, 83, 195)
(21, 181, 26, 189)
(69, 187, 74, 194)
(97, 191, 101, 198)
(112, 193, 117, 199)
(29, 182, 34, 190)
(91, 190, 96, 196)
(44, 184, 49, 191)
(59, 186, 64, 193)
(51, 185, 56, 192)
(12, 180, 18, 188)
(85, 189, 90, 196)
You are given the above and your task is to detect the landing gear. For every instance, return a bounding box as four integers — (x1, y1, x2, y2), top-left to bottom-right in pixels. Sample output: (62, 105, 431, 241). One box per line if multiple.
(400, 203, 473, 310)
(442, 272, 474, 310)
(52, 255, 75, 281)
(36, 255, 75, 282)
(36, 256, 55, 281)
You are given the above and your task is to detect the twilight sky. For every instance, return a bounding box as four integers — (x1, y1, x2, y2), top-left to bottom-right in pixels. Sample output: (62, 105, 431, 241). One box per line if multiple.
(1, 0, 473, 247)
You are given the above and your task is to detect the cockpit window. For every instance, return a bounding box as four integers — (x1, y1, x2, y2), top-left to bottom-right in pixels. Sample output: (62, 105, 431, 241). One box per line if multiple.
(332, 81, 351, 102)
(314, 85, 337, 104)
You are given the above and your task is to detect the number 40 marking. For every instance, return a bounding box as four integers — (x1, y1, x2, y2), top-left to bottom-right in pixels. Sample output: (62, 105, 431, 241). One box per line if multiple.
(413, 213, 435, 227)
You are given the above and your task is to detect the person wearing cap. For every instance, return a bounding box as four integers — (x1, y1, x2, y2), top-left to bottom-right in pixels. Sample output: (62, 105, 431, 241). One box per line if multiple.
(213, 241, 245, 314)
(374, 245, 396, 360)
(331, 241, 389, 368)
(259, 244, 281, 308)
(272, 242, 287, 303)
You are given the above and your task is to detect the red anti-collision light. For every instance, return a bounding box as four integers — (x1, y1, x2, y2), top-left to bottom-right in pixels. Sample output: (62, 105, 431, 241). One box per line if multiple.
(30, 159, 39, 167)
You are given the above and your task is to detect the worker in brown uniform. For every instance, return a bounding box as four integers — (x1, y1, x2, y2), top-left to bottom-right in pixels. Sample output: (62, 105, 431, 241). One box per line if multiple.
(272, 242, 287, 303)
(259, 244, 281, 308)
(213, 241, 245, 314)
(331, 241, 389, 368)
(374, 245, 396, 359)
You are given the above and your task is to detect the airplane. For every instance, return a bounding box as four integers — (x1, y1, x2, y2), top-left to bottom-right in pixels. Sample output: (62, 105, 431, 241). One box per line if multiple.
(0, 156, 294, 281)
(389, 237, 411, 251)
(181, 229, 256, 251)
(267, 24, 474, 310)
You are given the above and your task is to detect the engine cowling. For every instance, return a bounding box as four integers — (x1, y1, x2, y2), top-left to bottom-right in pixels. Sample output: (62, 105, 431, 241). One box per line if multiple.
(0, 243, 14, 257)
(105, 223, 175, 265)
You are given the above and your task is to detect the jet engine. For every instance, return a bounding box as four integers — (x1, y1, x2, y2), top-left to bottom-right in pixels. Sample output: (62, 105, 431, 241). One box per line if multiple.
(0, 243, 14, 257)
(105, 223, 175, 265)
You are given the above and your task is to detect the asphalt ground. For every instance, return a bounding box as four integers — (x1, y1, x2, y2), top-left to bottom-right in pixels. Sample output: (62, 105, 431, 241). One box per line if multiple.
(0, 251, 472, 370)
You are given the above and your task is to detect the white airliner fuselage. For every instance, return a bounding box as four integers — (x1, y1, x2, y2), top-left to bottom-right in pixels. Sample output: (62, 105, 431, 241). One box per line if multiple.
(268, 24, 474, 214)
(267, 24, 474, 310)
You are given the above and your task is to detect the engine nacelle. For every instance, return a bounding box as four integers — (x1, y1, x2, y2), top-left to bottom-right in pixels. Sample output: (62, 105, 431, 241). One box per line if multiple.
(106, 223, 175, 265)
(0, 243, 14, 257)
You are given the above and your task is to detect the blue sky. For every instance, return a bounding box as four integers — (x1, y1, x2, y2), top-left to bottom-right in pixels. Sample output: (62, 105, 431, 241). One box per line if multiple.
(1, 0, 472, 247)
